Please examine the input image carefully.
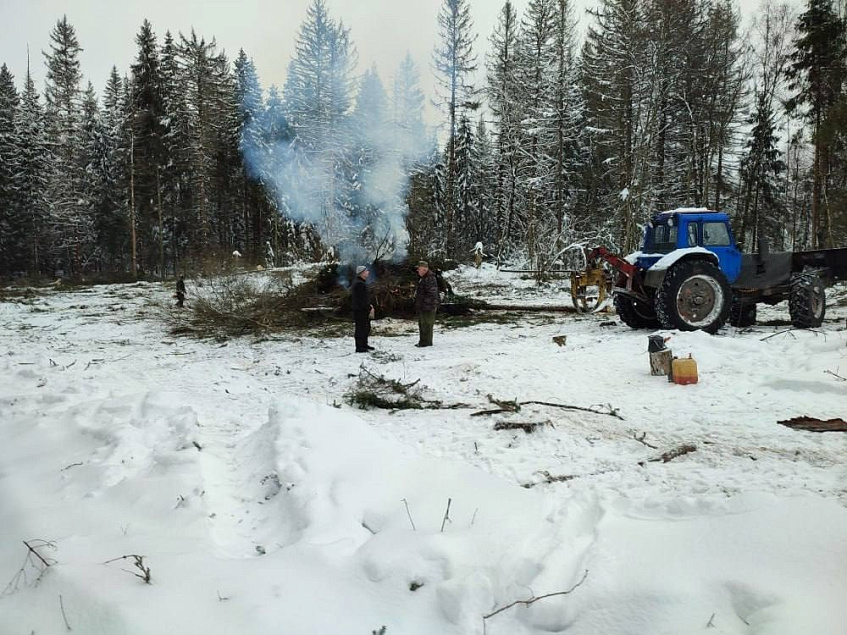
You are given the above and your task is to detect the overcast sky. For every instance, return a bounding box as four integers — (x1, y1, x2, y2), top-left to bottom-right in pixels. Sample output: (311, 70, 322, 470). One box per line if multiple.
(2, 0, 760, 121)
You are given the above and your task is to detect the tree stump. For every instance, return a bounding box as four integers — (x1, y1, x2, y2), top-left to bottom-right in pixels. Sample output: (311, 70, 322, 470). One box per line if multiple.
(649, 349, 673, 376)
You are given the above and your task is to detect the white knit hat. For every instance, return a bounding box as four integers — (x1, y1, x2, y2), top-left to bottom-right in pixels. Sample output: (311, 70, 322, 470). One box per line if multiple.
(356, 265, 367, 275)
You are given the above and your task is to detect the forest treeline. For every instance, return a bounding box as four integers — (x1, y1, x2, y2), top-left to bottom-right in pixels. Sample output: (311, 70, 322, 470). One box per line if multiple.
(0, 0, 845, 279)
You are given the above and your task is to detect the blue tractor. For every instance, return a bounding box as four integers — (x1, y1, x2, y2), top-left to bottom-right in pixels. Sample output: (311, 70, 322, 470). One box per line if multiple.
(586, 209, 847, 333)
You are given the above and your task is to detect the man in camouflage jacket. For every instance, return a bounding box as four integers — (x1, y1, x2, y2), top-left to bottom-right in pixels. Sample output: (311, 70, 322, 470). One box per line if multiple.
(414, 260, 439, 347)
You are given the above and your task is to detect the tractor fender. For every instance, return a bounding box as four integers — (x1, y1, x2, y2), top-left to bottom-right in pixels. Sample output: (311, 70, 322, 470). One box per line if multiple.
(643, 248, 718, 288)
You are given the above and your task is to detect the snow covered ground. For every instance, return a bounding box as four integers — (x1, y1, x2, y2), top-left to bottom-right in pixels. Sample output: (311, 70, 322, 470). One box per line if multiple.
(1, 266, 846, 635)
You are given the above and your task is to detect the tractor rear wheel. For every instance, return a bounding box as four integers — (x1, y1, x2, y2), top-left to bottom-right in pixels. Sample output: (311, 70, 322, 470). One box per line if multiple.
(729, 296, 757, 327)
(655, 260, 731, 333)
(614, 293, 660, 329)
(788, 272, 826, 328)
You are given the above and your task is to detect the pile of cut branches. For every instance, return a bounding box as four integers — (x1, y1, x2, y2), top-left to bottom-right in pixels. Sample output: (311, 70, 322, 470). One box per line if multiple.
(168, 259, 488, 340)
(167, 271, 306, 338)
(345, 366, 438, 410)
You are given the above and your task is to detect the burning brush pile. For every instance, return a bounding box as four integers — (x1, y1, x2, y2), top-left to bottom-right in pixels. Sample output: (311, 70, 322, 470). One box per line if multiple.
(168, 259, 483, 339)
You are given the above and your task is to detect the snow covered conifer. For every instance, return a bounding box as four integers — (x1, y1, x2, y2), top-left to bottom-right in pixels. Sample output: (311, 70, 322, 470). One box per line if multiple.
(0, 64, 22, 275)
(433, 0, 478, 257)
(16, 62, 50, 274)
(283, 0, 358, 249)
(130, 20, 166, 274)
(43, 15, 86, 274)
(486, 1, 521, 254)
(235, 49, 269, 257)
(786, 0, 847, 247)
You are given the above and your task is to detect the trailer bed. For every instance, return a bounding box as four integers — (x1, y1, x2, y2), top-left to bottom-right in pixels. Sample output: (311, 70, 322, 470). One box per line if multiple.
(793, 247, 847, 283)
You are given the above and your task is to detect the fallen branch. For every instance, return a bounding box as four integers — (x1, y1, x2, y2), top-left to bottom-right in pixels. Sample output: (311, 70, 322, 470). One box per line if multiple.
(471, 395, 520, 416)
(103, 554, 152, 584)
(23, 540, 54, 569)
(530, 470, 578, 485)
(471, 408, 514, 417)
(402, 498, 417, 531)
(648, 444, 697, 463)
(2, 540, 57, 596)
(440, 498, 452, 533)
(472, 396, 622, 420)
(347, 366, 470, 411)
(483, 569, 589, 630)
(59, 594, 71, 631)
(632, 431, 658, 449)
(760, 329, 797, 341)
(522, 400, 624, 420)
(493, 421, 549, 434)
(522, 469, 616, 488)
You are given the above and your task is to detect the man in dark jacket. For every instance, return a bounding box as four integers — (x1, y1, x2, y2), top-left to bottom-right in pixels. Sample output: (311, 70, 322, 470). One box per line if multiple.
(175, 275, 186, 308)
(352, 265, 374, 353)
(414, 260, 439, 347)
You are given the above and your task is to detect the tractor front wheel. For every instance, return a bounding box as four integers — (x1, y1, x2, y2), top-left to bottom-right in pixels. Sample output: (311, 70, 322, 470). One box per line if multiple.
(788, 272, 826, 328)
(655, 260, 731, 333)
(614, 293, 660, 329)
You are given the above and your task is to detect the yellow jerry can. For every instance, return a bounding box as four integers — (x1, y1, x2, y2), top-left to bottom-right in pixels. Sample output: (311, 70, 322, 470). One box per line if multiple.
(671, 355, 698, 385)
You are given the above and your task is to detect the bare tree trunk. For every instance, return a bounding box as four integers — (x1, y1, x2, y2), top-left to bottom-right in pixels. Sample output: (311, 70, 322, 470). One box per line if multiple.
(811, 114, 822, 248)
(157, 168, 165, 279)
(130, 132, 137, 278)
(714, 142, 723, 210)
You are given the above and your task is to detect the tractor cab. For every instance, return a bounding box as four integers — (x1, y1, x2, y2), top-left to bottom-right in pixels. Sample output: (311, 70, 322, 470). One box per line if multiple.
(637, 209, 742, 284)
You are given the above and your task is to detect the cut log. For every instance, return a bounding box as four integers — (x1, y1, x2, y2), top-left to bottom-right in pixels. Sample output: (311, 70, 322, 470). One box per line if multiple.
(649, 349, 673, 376)
(479, 303, 576, 313)
(777, 417, 847, 433)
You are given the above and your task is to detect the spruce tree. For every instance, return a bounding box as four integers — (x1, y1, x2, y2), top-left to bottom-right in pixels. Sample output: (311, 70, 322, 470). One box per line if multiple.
(178, 30, 220, 251)
(517, 0, 557, 269)
(94, 67, 128, 270)
(130, 19, 166, 274)
(0, 65, 21, 275)
(159, 31, 190, 271)
(786, 0, 847, 246)
(77, 82, 101, 271)
(392, 52, 427, 161)
(43, 15, 85, 274)
(283, 0, 358, 251)
(486, 1, 521, 255)
(17, 62, 50, 274)
(235, 49, 266, 256)
(582, 0, 649, 251)
(433, 0, 478, 257)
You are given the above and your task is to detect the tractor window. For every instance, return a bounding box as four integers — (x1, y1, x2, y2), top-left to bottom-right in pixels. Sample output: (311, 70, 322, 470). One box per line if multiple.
(650, 223, 678, 253)
(703, 222, 731, 246)
(687, 224, 698, 247)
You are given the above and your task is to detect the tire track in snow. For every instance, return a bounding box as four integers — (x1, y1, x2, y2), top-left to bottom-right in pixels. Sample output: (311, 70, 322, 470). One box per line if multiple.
(193, 395, 308, 559)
